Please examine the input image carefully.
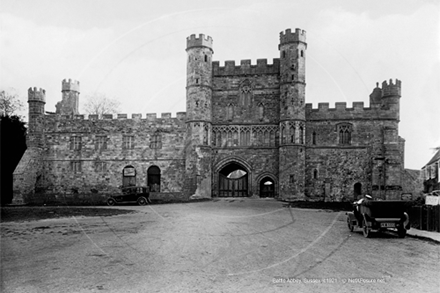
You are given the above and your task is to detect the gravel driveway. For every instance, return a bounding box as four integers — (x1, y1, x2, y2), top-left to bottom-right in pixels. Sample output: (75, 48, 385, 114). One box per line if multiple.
(1, 198, 439, 292)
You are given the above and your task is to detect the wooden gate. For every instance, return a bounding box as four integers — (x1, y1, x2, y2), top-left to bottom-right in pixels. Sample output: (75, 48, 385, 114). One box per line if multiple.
(219, 174, 248, 197)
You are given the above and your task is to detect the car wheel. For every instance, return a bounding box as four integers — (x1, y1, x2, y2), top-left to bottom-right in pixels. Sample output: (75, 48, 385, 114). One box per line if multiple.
(347, 217, 354, 232)
(137, 196, 147, 206)
(363, 218, 371, 238)
(107, 198, 116, 206)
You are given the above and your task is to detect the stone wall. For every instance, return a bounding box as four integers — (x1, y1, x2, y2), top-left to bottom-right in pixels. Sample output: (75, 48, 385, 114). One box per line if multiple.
(305, 147, 371, 201)
(12, 148, 44, 204)
(212, 74, 280, 124)
(33, 114, 187, 204)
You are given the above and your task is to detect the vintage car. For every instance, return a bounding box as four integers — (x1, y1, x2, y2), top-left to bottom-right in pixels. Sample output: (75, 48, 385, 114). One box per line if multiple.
(346, 199, 411, 238)
(107, 186, 151, 206)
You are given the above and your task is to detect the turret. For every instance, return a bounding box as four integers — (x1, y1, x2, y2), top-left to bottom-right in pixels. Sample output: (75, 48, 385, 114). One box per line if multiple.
(369, 79, 401, 121)
(186, 34, 213, 122)
(278, 28, 307, 200)
(279, 28, 307, 122)
(27, 87, 46, 147)
(55, 79, 80, 115)
(382, 79, 401, 98)
(184, 33, 214, 199)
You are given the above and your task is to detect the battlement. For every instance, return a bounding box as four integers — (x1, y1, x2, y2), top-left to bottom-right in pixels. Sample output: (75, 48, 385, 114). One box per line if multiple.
(305, 99, 399, 121)
(306, 102, 371, 112)
(186, 34, 213, 50)
(381, 79, 401, 97)
(212, 58, 280, 76)
(28, 87, 46, 102)
(279, 28, 306, 47)
(62, 78, 80, 92)
(52, 112, 187, 122)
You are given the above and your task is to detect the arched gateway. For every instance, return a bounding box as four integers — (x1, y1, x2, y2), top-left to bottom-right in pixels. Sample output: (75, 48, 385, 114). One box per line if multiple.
(218, 162, 249, 197)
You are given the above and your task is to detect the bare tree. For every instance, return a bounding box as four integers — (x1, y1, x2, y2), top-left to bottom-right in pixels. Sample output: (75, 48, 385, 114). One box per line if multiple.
(0, 89, 24, 116)
(82, 93, 121, 117)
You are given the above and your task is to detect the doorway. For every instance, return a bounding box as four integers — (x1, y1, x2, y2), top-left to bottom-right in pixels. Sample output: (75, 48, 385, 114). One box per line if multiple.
(218, 163, 248, 197)
(354, 182, 362, 200)
(259, 177, 275, 197)
(148, 166, 161, 192)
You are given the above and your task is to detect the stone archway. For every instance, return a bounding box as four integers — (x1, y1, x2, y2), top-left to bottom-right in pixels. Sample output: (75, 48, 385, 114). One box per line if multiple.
(259, 177, 275, 198)
(218, 162, 249, 197)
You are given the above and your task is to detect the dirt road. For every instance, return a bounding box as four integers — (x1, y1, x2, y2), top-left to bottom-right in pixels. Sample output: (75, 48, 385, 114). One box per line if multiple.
(1, 198, 439, 292)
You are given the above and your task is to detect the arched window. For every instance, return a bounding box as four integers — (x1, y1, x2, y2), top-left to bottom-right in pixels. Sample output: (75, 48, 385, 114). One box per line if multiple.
(290, 125, 295, 143)
(338, 124, 352, 145)
(227, 104, 234, 121)
(204, 54, 208, 62)
(301, 50, 304, 57)
(239, 80, 252, 107)
(203, 123, 209, 145)
(282, 51, 286, 58)
(313, 169, 318, 179)
(281, 124, 286, 144)
(122, 165, 136, 187)
(299, 125, 304, 144)
(312, 131, 316, 145)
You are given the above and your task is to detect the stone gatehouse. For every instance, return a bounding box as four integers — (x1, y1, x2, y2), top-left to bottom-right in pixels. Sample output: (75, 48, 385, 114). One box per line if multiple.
(13, 28, 406, 204)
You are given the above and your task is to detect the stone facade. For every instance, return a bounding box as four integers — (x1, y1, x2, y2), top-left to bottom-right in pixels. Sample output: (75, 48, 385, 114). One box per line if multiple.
(13, 28, 407, 204)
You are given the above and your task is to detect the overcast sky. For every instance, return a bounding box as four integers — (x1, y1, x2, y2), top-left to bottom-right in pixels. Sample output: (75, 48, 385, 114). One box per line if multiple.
(1, 0, 439, 169)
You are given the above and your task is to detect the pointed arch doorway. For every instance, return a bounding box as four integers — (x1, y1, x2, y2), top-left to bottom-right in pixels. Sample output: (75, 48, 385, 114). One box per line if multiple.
(218, 162, 248, 197)
(260, 177, 275, 198)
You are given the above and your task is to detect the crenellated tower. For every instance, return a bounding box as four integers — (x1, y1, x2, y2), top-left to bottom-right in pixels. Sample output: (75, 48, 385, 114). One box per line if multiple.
(370, 79, 403, 199)
(184, 34, 213, 198)
(27, 87, 46, 147)
(12, 87, 46, 204)
(56, 79, 80, 115)
(278, 28, 307, 199)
